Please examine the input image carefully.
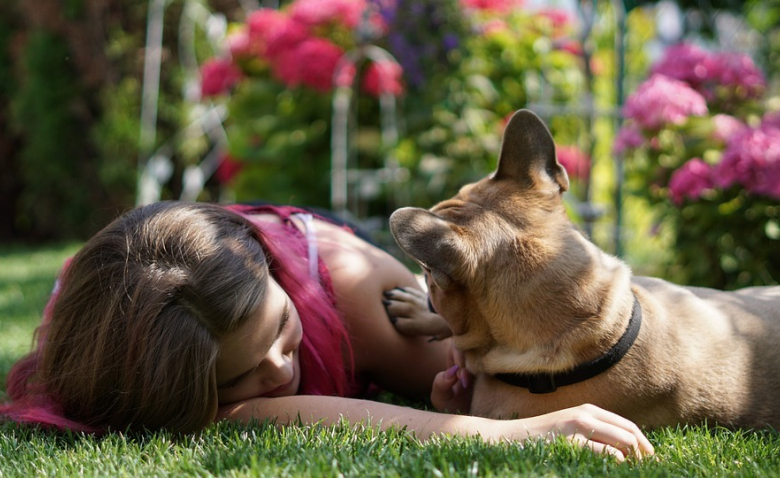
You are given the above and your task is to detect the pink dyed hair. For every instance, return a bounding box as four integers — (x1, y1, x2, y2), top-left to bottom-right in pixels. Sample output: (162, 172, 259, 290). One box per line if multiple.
(232, 206, 355, 397)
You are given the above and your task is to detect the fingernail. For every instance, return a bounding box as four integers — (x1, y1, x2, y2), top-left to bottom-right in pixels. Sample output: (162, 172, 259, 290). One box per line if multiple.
(382, 299, 391, 306)
(460, 373, 469, 389)
(388, 315, 397, 324)
(383, 290, 393, 298)
(446, 364, 459, 378)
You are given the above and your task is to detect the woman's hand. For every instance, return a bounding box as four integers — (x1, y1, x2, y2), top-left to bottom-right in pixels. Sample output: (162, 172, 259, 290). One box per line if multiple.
(503, 403, 655, 461)
(430, 344, 473, 414)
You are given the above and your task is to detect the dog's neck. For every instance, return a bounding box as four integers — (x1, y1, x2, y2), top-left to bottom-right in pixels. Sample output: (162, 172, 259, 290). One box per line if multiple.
(491, 291, 642, 393)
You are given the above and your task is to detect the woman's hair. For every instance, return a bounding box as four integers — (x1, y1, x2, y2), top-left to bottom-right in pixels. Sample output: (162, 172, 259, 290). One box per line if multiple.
(1, 201, 352, 434)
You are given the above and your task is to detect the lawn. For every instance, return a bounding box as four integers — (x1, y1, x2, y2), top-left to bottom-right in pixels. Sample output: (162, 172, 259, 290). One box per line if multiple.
(2, 244, 780, 477)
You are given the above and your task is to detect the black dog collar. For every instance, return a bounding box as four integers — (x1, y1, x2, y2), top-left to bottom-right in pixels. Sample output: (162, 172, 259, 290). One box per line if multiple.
(494, 294, 642, 394)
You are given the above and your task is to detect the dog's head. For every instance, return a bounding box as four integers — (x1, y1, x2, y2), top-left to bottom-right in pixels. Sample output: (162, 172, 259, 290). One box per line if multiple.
(390, 109, 607, 373)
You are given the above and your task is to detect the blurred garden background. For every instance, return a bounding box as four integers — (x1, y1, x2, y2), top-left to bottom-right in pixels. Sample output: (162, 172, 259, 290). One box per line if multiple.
(1, 0, 779, 289)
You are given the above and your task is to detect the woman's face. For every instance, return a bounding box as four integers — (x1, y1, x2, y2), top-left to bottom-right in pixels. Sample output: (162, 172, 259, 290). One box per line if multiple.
(215, 276, 302, 405)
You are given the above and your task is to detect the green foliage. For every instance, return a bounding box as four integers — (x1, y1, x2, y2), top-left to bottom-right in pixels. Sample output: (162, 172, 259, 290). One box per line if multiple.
(215, 1, 595, 222)
(620, 42, 779, 289)
(669, 192, 780, 288)
(92, 79, 141, 209)
(11, 30, 100, 240)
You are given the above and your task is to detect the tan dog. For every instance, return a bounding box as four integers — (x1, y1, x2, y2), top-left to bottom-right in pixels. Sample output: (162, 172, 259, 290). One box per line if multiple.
(389, 109, 780, 429)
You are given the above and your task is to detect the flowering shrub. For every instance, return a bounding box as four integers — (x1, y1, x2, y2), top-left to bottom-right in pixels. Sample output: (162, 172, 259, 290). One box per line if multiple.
(199, 0, 588, 221)
(618, 42, 780, 289)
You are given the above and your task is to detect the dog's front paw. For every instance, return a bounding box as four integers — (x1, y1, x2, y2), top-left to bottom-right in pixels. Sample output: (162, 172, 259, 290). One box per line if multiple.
(383, 287, 453, 339)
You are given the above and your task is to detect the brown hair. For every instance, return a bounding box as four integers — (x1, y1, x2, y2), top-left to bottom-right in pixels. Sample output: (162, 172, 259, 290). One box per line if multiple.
(38, 201, 268, 433)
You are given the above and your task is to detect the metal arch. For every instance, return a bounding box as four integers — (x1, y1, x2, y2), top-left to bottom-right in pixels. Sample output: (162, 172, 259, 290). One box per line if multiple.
(136, 0, 256, 205)
(330, 45, 405, 222)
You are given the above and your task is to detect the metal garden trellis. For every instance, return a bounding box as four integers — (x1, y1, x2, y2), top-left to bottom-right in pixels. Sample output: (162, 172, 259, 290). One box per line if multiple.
(134, 0, 756, 256)
(330, 44, 408, 230)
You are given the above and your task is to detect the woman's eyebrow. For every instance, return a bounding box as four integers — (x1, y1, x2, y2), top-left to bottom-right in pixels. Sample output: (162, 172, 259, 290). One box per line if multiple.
(217, 299, 291, 389)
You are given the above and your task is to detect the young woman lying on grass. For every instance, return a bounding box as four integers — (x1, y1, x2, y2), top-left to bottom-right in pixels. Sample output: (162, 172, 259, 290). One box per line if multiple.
(1, 201, 653, 461)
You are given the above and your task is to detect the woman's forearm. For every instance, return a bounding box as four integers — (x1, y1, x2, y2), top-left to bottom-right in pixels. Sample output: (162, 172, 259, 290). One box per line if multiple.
(217, 395, 653, 461)
(219, 395, 498, 441)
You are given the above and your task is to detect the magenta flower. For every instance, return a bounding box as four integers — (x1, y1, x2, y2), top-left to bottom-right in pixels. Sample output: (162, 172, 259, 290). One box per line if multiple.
(711, 114, 746, 143)
(290, 0, 366, 29)
(333, 61, 357, 88)
(362, 60, 405, 97)
(651, 43, 765, 102)
(613, 124, 645, 155)
(650, 43, 712, 90)
(668, 158, 713, 205)
(537, 8, 571, 36)
(246, 9, 292, 57)
(273, 38, 344, 92)
(215, 152, 244, 184)
(262, 15, 310, 61)
(623, 74, 708, 130)
(760, 111, 780, 132)
(227, 29, 253, 59)
(708, 52, 765, 100)
(556, 145, 590, 180)
(200, 58, 242, 98)
(461, 0, 525, 13)
(714, 126, 780, 200)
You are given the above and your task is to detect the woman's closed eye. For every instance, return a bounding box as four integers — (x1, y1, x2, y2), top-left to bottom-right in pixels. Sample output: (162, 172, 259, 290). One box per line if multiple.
(217, 299, 291, 391)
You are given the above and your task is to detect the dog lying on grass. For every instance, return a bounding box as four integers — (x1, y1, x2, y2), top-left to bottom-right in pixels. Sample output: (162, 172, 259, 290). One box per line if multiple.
(388, 109, 780, 429)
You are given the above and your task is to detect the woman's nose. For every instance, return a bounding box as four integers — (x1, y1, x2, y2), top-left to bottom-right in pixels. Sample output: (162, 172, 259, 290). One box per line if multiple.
(263, 347, 293, 385)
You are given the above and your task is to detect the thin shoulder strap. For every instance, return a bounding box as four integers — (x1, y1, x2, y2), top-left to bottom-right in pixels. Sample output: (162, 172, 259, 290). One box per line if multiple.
(292, 213, 319, 280)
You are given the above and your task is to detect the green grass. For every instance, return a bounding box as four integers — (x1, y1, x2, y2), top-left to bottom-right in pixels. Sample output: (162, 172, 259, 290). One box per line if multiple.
(2, 244, 780, 477)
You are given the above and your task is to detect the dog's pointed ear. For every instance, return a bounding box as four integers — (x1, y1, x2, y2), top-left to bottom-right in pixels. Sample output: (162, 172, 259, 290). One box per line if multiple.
(389, 207, 466, 291)
(494, 109, 569, 192)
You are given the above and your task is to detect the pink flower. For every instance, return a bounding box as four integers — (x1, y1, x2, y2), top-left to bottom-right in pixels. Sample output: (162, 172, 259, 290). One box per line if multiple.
(613, 124, 646, 155)
(651, 43, 766, 101)
(623, 74, 708, 130)
(556, 145, 590, 180)
(714, 126, 780, 199)
(200, 58, 242, 98)
(760, 111, 780, 132)
(333, 61, 357, 88)
(711, 114, 746, 143)
(290, 0, 366, 28)
(215, 152, 244, 184)
(554, 38, 582, 56)
(246, 9, 309, 61)
(264, 17, 310, 61)
(537, 8, 571, 36)
(362, 60, 404, 97)
(668, 158, 713, 205)
(708, 52, 765, 100)
(461, 0, 525, 13)
(227, 29, 253, 58)
(651, 43, 712, 90)
(273, 38, 344, 92)
(481, 18, 509, 35)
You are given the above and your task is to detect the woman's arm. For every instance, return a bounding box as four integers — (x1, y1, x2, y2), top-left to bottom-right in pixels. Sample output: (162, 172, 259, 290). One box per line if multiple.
(312, 219, 451, 398)
(218, 397, 653, 461)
